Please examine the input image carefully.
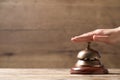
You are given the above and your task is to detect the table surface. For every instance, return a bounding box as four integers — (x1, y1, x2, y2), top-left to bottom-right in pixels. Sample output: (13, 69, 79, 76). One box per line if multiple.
(0, 68, 119, 80)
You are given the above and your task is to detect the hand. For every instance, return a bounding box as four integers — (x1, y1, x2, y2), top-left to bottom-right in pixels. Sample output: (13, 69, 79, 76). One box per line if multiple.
(71, 27, 120, 44)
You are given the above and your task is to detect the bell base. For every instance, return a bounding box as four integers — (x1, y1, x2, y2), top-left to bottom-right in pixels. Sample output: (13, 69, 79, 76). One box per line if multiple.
(71, 66, 108, 74)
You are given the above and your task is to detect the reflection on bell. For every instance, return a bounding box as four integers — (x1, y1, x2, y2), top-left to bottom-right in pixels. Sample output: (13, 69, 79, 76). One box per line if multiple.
(70, 42, 109, 74)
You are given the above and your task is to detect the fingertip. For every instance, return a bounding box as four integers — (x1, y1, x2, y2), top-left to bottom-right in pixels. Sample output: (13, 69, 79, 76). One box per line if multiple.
(71, 37, 74, 41)
(71, 36, 78, 40)
(71, 37, 77, 42)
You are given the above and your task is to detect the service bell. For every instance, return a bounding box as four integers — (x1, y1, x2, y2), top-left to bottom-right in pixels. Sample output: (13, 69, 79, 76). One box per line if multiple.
(70, 42, 109, 74)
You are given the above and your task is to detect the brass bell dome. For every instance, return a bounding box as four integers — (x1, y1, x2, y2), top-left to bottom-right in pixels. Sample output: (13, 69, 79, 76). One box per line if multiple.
(77, 42, 101, 60)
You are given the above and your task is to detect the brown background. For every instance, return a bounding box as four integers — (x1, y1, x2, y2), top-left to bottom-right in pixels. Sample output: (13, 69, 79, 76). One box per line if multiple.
(0, 0, 120, 68)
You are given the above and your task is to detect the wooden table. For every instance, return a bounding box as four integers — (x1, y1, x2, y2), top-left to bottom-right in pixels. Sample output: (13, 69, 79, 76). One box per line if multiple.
(0, 69, 119, 80)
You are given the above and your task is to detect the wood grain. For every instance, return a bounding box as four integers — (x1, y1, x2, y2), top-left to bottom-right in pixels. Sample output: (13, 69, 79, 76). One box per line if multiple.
(0, 69, 119, 80)
(0, 0, 120, 68)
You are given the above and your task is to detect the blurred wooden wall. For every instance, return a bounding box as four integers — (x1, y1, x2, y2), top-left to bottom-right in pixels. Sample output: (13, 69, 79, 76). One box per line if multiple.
(0, 0, 120, 68)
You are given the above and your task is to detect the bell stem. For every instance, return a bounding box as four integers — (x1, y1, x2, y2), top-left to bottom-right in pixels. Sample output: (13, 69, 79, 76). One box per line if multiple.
(87, 42, 91, 49)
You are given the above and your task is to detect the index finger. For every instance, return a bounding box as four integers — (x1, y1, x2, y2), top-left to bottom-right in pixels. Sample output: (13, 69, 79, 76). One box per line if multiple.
(71, 31, 94, 42)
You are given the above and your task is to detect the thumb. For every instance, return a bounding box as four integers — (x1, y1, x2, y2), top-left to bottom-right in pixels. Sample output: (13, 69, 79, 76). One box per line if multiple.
(93, 35, 110, 43)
